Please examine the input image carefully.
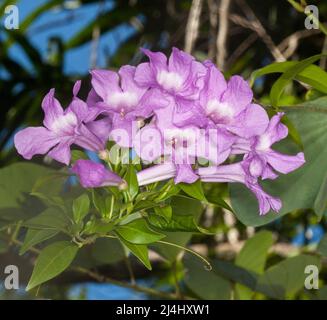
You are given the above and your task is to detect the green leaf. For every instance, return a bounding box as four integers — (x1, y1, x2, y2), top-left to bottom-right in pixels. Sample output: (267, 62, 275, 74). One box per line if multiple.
(314, 171, 327, 219)
(91, 238, 125, 264)
(230, 96, 327, 226)
(152, 196, 203, 261)
(115, 219, 165, 244)
(132, 200, 159, 213)
(148, 213, 211, 234)
(118, 236, 152, 270)
(251, 61, 327, 94)
(184, 256, 231, 300)
(0, 163, 55, 210)
(124, 165, 139, 200)
(20, 229, 59, 255)
(235, 231, 274, 299)
(154, 206, 172, 222)
(26, 241, 78, 291)
(206, 194, 233, 212)
(91, 189, 113, 218)
(256, 254, 321, 299)
(73, 194, 90, 224)
(270, 54, 326, 106)
(212, 259, 259, 290)
(179, 180, 206, 201)
(24, 207, 69, 232)
(236, 231, 274, 273)
(84, 220, 114, 235)
(317, 235, 327, 257)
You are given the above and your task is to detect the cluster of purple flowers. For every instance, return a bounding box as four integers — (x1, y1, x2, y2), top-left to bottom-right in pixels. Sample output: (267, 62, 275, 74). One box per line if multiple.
(14, 47, 305, 215)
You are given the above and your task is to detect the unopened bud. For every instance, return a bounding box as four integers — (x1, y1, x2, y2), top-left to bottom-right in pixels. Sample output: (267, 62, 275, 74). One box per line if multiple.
(118, 180, 128, 191)
(98, 150, 109, 161)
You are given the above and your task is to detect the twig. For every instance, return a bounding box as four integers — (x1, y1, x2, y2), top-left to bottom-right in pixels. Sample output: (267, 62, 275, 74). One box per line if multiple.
(216, 0, 231, 70)
(6, 236, 193, 300)
(233, 0, 286, 62)
(207, 0, 218, 60)
(226, 32, 258, 67)
(73, 266, 194, 300)
(278, 29, 320, 59)
(124, 254, 136, 285)
(184, 0, 204, 54)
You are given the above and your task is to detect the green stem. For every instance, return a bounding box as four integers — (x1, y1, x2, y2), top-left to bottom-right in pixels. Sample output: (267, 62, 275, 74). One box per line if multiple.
(109, 195, 115, 220)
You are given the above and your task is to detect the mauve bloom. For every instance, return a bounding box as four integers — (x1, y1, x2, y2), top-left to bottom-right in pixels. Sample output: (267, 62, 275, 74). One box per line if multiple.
(72, 159, 124, 188)
(198, 61, 269, 138)
(135, 47, 207, 122)
(232, 112, 305, 180)
(134, 100, 235, 184)
(197, 163, 282, 215)
(14, 81, 110, 165)
(90, 65, 169, 147)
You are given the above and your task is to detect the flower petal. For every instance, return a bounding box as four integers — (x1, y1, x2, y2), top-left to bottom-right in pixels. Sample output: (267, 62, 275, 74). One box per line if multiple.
(134, 62, 155, 87)
(133, 124, 164, 162)
(168, 47, 194, 82)
(14, 127, 60, 160)
(42, 89, 64, 130)
(247, 183, 282, 215)
(221, 75, 253, 116)
(85, 117, 112, 146)
(228, 104, 269, 138)
(200, 60, 227, 104)
(175, 164, 198, 184)
(264, 150, 305, 174)
(74, 124, 104, 151)
(141, 48, 168, 73)
(47, 138, 73, 165)
(90, 69, 121, 104)
(119, 65, 148, 99)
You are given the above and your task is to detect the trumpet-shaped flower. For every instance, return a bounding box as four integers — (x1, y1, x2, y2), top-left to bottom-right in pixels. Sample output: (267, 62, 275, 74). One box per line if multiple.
(197, 163, 282, 215)
(232, 113, 305, 180)
(198, 61, 269, 138)
(14, 82, 110, 165)
(91, 65, 169, 147)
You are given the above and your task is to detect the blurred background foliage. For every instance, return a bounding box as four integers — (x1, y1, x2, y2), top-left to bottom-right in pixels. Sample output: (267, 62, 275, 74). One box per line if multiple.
(1, 0, 327, 300)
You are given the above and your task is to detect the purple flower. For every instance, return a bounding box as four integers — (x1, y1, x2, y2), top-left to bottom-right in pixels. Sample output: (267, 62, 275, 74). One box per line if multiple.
(197, 163, 282, 215)
(90, 65, 169, 147)
(14, 82, 110, 165)
(134, 47, 207, 125)
(72, 159, 124, 188)
(198, 61, 269, 138)
(133, 101, 234, 184)
(232, 113, 305, 180)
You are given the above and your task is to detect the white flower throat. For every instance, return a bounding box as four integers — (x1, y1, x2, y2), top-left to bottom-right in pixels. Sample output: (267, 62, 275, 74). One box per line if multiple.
(206, 99, 234, 121)
(157, 71, 183, 91)
(51, 112, 78, 135)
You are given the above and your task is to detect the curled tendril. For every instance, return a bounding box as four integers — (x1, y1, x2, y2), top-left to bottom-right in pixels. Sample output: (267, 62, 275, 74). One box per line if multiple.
(157, 240, 212, 271)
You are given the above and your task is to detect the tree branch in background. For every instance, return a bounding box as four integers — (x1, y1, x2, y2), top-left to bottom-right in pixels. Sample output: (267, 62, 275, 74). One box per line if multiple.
(184, 0, 204, 54)
(278, 29, 320, 59)
(234, 0, 286, 62)
(226, 32, 258, 67)
(207, 0, 218, 60)
(216, 0, 231, 70)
